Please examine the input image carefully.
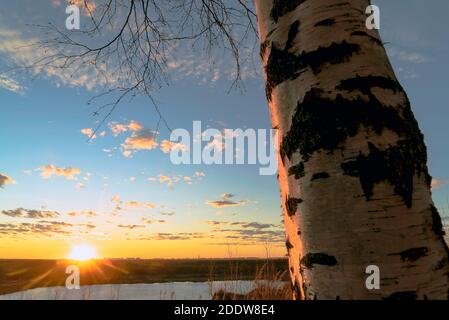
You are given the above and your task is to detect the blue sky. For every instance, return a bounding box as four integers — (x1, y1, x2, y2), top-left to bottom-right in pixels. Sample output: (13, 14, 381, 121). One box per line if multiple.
(0, 0, 448, 258)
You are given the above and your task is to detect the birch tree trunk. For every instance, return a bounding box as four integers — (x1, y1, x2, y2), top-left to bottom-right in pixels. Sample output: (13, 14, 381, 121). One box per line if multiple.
(254, 0, 449, 299)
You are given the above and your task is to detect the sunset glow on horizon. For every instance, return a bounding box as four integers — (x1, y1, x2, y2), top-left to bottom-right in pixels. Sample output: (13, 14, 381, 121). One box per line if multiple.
(67, 244, 98, 261)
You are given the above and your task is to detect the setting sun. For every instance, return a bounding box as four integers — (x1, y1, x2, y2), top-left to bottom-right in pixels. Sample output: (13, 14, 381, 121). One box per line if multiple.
(67, 245, 98, 261)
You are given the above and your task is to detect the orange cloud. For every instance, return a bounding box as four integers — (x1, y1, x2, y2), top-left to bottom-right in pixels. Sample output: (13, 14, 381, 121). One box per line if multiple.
(431, 178, 448, 190)
(0, 173, 16, 188)
(206, 194, 248, 208)
(160, 140, 188, 154)
(80, 128, 96, 139)
(38, 164, 81, 180)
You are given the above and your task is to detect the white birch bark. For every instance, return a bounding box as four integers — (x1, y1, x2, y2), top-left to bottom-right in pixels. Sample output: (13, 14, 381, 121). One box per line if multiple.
(254, 0, 449, 299)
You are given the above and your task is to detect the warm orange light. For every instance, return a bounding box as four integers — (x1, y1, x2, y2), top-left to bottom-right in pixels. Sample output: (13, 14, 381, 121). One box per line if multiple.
(68, 244, 98, 261)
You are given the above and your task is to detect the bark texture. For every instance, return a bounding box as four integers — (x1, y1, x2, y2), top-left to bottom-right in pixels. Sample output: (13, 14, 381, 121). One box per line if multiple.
(254, 0, 449, 299)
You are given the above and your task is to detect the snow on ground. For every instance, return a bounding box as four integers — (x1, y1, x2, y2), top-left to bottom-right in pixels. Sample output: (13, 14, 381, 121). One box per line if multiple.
(0, 280, 285, 300)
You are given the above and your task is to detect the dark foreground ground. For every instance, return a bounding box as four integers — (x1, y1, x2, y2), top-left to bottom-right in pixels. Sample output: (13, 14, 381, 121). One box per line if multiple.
(0, 258, 288, 295)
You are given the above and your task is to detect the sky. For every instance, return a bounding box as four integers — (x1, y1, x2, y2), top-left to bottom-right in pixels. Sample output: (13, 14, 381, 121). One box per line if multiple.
(0, 0, 448, 259)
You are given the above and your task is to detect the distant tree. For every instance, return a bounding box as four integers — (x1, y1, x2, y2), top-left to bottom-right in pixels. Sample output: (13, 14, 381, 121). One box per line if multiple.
(27, 0, 449, 299)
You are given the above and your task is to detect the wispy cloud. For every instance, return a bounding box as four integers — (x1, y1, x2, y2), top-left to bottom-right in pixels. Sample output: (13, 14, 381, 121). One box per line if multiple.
(0, 221, 72, 236)
(0, 75, 24, 93)
(117, 224, 145, 230)
(67, 210, 97, 217)
(140, 218, 167, 224)
(133, 232, 206, 241)
(206, 193, 249, 208)
(0, 27, 122, 92)
(1, 208, 59, 219)
(205, 220, 278, 230)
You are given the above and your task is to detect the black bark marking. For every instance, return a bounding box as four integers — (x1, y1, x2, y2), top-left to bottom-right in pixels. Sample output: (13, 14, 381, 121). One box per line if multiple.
(259, 29, 277, 60)
(280, 81, 430, 207)
(260, 39, 270, 60)
(431, 205, 446, 236)
(433, 257, 449, 271)
(265, 41, 360, 100)
(286, 197, 302, 216)
(270, 0, 306, 23)
(298, 41, 360, 74)
(336, 75, 402, 95)
(391, 247, 429, 262)
(311, 172, 330, 181)
(300, 253, 337, 269)
(430, 205, 449, 256)
(341, 142, 420, 207)
(285, 20, 300, 51)
(350, 31, 383, 46)
(315, 18, 336, 27)
(288, 162, 305, 179)
(281, 88, 404, 161)
(293, 279, 302, 299)
(386, 291, 417, 300)
(286, 239, 294, 250)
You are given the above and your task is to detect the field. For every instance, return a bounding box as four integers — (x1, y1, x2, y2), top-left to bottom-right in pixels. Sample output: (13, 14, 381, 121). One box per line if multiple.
(0, 258, 289, 296)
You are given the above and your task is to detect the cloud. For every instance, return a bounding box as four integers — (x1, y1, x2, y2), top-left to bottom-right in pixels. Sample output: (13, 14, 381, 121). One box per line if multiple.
(206, 194, 248, 208)
(0, 28, 120, 92)
(389, 48, 430, 64)
(80, 128, 96, 140)
(111, 195, 121, 203)
(202, 219, 284, 245)
(0, 75, 24, 93)
(65, 0, 97, 16)
(122, 129, 158, 156)
(117, 224, 145, 230)
(67, 210, 97, 217)
(1, 208, 60, 219)
(183, 176, 192, 184)
(220, 193, 234, 200)
(111, 196, 155, 211)
(159, 210, 175, 216)
(148, 173, 202, 189)
(206, 200, 244, 208)
(432, 178, 448, 190)
(125, 201, 156, 209)
(140, 218, 167, 224)
(128, 120, 144, 132)
(0, 221, 73, 237)
(387, 47, 431, 80)
(205, 220, 277, 230)
(38, 164, 81, 180)
(0, 173, 16, 188)
(109, 123, 129, 136)
(75, 182, 86, 189)
(109, 120, 144, 136)
(134, 232, 206, 241)
(160, 140, 188, 154)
